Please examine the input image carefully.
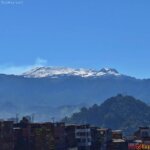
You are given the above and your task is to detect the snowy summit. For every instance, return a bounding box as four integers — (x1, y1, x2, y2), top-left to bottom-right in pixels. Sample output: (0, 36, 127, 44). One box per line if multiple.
(22, 67, 121, 78)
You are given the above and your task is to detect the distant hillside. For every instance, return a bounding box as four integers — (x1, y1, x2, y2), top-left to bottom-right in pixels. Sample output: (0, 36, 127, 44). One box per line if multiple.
(63, 95, 150, 134)
(1, 67, 150, 120)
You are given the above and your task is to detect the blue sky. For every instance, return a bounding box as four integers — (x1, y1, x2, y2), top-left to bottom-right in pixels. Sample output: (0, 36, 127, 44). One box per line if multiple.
(0, 0, 150, 78)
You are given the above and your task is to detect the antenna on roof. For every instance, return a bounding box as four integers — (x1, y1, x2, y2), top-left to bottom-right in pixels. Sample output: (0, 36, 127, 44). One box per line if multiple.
(31, 113, 35, 123)
(16, 113, 19, 123)
(51, 117, 55, 123)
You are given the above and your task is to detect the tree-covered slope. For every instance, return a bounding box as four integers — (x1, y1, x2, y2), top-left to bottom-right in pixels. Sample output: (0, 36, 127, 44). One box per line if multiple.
(63, 95, 150, 134)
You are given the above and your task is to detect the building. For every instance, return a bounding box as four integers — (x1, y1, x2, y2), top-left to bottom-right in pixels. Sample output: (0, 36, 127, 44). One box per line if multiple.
(65, 125, 77, 149)
(108, 130, 128, 150)
(134, 127, 150, 142)
(75, 124, 92, 150)
(30, 123, 55, 150)
(97, 128, 112, 150)
(54, 122, 66, 150)
(112, 130, 123, 139)
(65, 125, 78, 150)
(14, 118, 55, 150)
(13, 117, 31, 150)
(128, 127, 150, 150)
(90, 127, 101, 150)
(1, 118, 150, 150)
(0, 121, 14, 150)
(110, 139, 128, 150)
(66, 124, 92, 150)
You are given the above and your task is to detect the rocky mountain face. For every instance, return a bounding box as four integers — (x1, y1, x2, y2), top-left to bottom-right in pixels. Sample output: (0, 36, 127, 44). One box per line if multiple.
(0, 67, 150, 121)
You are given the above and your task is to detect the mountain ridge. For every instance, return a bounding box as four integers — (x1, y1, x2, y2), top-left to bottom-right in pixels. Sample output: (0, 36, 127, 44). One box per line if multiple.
(22, 67, 122, 78)
(0, 67, 149, 121)
(63, 95, 150, 134)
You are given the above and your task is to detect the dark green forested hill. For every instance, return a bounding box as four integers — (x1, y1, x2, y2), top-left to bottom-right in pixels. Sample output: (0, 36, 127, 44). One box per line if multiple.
(63, 95, 150, 134)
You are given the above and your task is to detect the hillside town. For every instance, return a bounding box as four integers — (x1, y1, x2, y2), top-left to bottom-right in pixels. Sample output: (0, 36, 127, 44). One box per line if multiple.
(0, 117, 150, 150)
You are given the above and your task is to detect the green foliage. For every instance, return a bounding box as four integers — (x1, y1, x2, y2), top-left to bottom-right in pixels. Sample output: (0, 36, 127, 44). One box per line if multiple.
(63, 95, 150, 134)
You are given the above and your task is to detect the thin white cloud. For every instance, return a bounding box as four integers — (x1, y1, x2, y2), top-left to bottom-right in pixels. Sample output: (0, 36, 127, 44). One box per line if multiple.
(35, 58, 48, 66)
(0, 58, 48, 75)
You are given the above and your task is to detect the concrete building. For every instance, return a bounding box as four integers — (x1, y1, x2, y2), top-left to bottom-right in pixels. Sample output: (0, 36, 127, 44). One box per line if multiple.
(75, 124, 92, 150)
(54, 122, 66, 150)
(97, 128, 112, 150)
(0, 121, 14, 150)
(65, 125, 78, 150)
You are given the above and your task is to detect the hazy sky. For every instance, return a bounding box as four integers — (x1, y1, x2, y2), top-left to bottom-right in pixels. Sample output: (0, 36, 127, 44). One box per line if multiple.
(0, 0, 150, 78)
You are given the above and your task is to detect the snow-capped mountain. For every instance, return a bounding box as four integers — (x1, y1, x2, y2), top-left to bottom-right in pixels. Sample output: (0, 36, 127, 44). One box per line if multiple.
(22, 67, 121, 78)
(0, 66, 150, 121)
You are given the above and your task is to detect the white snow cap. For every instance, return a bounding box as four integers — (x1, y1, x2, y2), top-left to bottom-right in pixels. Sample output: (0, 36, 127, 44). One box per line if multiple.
(22, 67, 121, 78)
